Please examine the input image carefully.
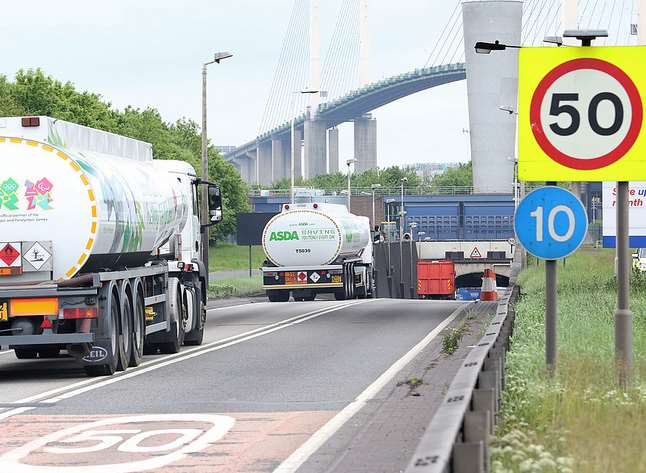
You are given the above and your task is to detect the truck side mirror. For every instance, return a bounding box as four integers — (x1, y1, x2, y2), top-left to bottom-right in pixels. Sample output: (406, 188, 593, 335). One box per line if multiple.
(208, 185, 223, 225)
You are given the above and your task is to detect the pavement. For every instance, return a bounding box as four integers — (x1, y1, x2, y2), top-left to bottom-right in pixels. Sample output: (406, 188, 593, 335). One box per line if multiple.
(0, 296, 496, 472)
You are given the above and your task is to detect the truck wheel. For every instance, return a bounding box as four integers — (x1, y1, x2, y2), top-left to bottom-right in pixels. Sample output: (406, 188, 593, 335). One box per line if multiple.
(302, 292, 316, 302)
(268, 290, 290, 302)
(185, 286, 206, 346)
(158, 290, 185, 354)
(116, 290, 133, 372)
(14, 348, 38, 359)
(129, 287, 145, 367)
(84, 292, 120, 377)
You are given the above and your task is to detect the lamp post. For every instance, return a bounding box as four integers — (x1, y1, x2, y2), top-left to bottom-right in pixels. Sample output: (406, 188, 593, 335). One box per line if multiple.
(371, 183, 382, 231)
(201, 51, 232, 287)
(409, 222, 418, 299)
(399, 177, 408, 242)
(346, 158, 357, 211)
(290, 89, 321, 203)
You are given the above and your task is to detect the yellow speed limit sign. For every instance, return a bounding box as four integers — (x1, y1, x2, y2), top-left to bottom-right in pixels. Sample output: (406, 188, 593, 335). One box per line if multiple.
(518, 46, 646, 181)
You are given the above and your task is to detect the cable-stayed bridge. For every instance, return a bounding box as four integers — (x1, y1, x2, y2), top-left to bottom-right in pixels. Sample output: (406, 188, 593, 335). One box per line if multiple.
(225, 0, 641, 187)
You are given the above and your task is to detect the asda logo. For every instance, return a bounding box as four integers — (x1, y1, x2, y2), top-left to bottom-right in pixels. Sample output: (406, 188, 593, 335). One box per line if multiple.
(270, 231, 299, 241)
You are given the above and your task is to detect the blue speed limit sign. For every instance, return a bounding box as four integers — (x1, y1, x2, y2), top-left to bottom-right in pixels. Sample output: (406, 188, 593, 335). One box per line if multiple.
(514, 186, 588, 260)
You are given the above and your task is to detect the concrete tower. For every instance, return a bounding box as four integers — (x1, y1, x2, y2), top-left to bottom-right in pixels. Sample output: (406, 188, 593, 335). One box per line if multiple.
(463, 0, 523, 194)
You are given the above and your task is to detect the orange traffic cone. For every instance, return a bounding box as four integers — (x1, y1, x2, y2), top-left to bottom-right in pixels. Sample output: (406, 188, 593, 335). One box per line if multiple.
(480, 268, 498, 301)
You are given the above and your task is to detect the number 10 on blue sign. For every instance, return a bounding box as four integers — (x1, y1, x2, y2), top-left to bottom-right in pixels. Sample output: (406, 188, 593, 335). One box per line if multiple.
(514, 186, 588, 260)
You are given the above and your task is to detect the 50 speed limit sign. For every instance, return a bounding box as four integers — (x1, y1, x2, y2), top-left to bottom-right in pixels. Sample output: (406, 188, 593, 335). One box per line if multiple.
(518, 47, 646, 181)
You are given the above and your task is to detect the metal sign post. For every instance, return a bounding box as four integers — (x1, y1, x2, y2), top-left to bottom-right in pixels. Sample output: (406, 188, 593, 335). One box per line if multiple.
(615, 181, 633, 387)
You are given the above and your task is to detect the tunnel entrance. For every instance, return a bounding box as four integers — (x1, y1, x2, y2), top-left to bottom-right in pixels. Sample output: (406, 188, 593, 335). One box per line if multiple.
(455, 272, 510, 289)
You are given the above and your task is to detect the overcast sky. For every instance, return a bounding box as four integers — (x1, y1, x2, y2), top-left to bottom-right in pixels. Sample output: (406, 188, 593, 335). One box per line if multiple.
(0, 0, 469, 169)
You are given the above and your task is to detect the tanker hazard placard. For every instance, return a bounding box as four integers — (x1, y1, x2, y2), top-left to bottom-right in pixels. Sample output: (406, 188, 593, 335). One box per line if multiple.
(518, 46, 646, 181)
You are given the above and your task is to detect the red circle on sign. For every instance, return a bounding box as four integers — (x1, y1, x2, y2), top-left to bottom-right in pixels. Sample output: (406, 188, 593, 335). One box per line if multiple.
(529, 58, 643, 170)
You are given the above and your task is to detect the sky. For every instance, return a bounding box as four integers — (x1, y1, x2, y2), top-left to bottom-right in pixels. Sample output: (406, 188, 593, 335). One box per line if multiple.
(0, 0, 470, 169)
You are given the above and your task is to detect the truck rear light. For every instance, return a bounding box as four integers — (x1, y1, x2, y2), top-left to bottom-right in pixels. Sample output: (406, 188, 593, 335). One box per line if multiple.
(313, 203, 319, 209)
(62, 308, 98, 319)
(40, 318, 53, 329)
(10, 298, 58, 316)
(0, 267, 22, 276)
(284, 204, 290, 210)
(21, 116, 40, 127)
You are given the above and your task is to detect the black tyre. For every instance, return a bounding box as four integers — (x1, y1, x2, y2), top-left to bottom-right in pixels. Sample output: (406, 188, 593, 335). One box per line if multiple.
(84, 292, 120, 377)
(267, 289, 290, 302)
(158, 291, 185, 354)
(302, 292, 316, 302)
(185, 287, 206, 346)
(14, 348, 38, 359)
(129, 288, 145, 367)
(116, 290, 133, 372)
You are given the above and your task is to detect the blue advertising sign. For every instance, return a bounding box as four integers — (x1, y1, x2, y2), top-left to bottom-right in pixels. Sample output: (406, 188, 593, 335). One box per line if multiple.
(514, 186, 588, 260)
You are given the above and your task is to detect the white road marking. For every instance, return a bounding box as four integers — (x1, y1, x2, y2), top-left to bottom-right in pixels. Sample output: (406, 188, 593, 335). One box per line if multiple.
(273, 303, 471, 473)
(0, 414, 236, 473)
(0, 299, 374, 421)
(0, 350, 14, 356)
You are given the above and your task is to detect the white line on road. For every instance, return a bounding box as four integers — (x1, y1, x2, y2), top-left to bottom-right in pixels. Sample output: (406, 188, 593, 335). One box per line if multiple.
(273, 302, 471, 473)
(0, 350, 14, 356)
(0, 299, 374, 421)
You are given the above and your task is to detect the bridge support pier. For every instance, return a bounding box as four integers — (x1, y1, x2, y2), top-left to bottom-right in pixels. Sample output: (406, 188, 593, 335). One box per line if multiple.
(328, 128, 339, 173)
(304, 118, 327, 179)
(272, 137, 288, 182)
(244, 151, 257, 184)
(257, 140, 273, 186)
(354, 115, 377, 173)
(292, 128, 303, 181)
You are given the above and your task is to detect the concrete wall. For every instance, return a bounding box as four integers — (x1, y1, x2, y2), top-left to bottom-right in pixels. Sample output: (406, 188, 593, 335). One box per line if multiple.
(463, 1, 522, 194)
(271, 138, 284, 182)
(354, 116, 377, 173)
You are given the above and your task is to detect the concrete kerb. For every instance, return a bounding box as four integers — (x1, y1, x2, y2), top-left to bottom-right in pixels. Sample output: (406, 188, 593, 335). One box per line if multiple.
(404, 284, 519, 473)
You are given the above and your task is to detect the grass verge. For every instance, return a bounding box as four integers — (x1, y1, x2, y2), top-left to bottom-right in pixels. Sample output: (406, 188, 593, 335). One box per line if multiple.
(492, 248, 646, 473)
(208, 275, 263, 299)
(208, 244, 265, 272)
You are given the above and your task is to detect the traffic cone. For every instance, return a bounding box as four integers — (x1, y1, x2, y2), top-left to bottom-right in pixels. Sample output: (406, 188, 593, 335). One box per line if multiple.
(480, 268, 498, 301)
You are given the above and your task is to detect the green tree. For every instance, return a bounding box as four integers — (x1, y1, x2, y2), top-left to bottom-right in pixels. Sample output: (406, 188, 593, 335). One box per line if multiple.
(0, 68, 250, 241)
(430, 162, 472, 189)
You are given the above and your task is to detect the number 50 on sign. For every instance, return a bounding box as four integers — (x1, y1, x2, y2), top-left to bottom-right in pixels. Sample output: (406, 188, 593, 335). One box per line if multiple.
(518, 46, 646, 181)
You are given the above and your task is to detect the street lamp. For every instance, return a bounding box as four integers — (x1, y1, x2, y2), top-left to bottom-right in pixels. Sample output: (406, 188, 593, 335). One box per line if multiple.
(346, 158, 356, 211)
(371, 184, 382, 231)
(417, 231, 426, 242)
(290, 89, 322, 203)
(400, 177, 408, 243)
(201, 51, 233, 286)
(474, 40, 521, 54)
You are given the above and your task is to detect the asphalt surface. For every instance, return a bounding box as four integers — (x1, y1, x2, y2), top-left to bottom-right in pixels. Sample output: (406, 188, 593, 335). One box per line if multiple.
(0, 297, 472, 472)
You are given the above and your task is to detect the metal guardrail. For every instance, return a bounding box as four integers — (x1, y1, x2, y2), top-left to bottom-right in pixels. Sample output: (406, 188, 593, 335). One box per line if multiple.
(404, 280, 519, 473)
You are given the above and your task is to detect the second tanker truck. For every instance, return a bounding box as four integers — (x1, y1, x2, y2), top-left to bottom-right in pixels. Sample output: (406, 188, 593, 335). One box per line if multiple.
(0, 116, 222, 376)
(261, 203, 374, 301)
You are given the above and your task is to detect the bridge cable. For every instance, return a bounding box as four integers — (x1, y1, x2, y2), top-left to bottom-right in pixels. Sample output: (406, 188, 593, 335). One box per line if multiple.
(424, 0, 461, 67)
(431, 5, 462, 67)
(522, 0, 542, 44)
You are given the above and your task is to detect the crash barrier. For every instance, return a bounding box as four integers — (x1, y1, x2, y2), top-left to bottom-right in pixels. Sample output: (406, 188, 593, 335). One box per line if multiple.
(373, 241, 418, 299)
(404, 282, 519, 473)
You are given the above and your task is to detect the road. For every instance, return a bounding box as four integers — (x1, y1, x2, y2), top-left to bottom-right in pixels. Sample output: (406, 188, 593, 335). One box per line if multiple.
(0, 297, 487, 473)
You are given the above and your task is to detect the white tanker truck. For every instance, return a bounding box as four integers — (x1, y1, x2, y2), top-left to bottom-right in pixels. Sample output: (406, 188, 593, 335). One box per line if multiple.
(0, 116, 222, 376)
(261, 203, 374, 301)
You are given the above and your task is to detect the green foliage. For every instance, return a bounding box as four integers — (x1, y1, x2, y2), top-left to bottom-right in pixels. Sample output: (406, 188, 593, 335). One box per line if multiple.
(493, 249, 646, 473)
(208, 276, 263, 299)
(266, 165, 422, 192)
(429, 162, 472, 189)
(208, 244, 265, 272)
(0, 69, 249, 240)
